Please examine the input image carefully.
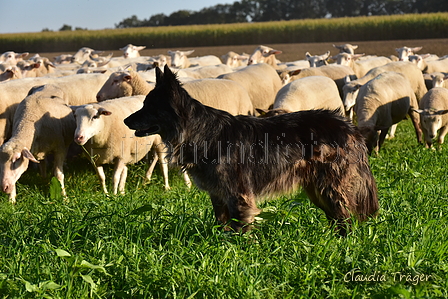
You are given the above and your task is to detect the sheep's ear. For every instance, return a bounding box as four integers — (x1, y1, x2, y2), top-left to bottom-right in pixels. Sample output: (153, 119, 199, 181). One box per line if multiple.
(98, 108, 112, 116)
(434, 109, 448, 115)
(123, 75, 132, 82)
(290, 69, 301, 76)
(22, 148, 39, 163)
(412, 108, 424, 114)
(70, 105, 83, 113)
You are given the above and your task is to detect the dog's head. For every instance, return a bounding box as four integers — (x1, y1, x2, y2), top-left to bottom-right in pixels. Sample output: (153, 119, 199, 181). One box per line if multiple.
(124, 65, 189, 142)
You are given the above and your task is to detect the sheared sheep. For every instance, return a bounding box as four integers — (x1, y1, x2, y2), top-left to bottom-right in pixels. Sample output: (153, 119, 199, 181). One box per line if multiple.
(120, 44, 146, 58)
(414, 87, 448, 148)
(332, 53, 391, 79)
(168, 50, 222, 69)
(72, 97, 171, 194)
(353, 72, 422, 154)
(247, 45, 282, 68)
(333, 44, 358, 55)
(305, 51, 330, 67)
(0, 84, 76, 203)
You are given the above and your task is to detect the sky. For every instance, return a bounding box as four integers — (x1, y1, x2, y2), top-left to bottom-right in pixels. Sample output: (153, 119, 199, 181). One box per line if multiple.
(0, 0, 234, 34)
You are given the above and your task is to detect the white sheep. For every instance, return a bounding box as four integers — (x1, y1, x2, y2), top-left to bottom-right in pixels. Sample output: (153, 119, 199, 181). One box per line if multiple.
(96, 70, 254, 115)
(72, 97, 171, 194)
(167, 50, 222, 69)
(0, 84, 76, 203)
(247, 45, 282, 68)
(305, 51, 330, 67)
(331, 53, 391, 79)
(408, 55, 448, 74)
(71, 47, 104, 64)
(353, 72, 422, 154)
(257, 75, 344, 116)
(395, 46, 422, 61)
(0, 73, 109, 145)
(430, 72, 448, 88)
(120, 44, 146, 58)
(333, 44, 358, 55)
(0, 66, 21, 82)
(217, 63, 282, 111)
(0, 51, 29, 64)
(221, 51, 249, 68)
(414, 87, 448, 148)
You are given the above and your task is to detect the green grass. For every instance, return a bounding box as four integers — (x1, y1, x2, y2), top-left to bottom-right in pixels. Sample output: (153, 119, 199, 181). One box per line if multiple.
(0, 119, 447, 298)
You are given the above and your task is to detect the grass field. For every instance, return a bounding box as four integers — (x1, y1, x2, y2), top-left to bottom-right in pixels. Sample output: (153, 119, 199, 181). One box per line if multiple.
(0, 112, 447, 298)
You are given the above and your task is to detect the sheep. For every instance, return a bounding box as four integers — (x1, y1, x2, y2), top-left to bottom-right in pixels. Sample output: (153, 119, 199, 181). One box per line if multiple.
(305, 51, 330, 67)
(72, 97, 171, 194)
(120, 44, 146, 58)
(332, 53, 392, 79)
(173, 64, 233, 80)
(54, 54, 73, 64)
(352, 72, 422, 154)
(279, 64, 355, 100)
(218, 63, 283, 111)
(247, 45, 282, 68)
(408, 55, 448, 74)
(430, 72, 448, 88)
(0, 51, 29, 64)
(333, 44, 358, 55)
(168, 50, 222, 69)
(148, 54, 171, 68)
(221, 51, 249, 68)
(395, 46, 422, 61)
(30, 56, 55, 75)
(0, 84, 76, 203)
(71, 47, 104, 64)
(257, 76, 344, 117)
(413, 87, 448, 148)
(343, 61, 428, 118)
(0, 66, 21, 82)
(0, 73, 109, 145)
(96, 70, 254, 115)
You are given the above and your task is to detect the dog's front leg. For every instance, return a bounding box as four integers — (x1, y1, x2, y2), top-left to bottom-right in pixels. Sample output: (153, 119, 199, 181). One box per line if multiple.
(210, 194, 230, 225)
(227, 194, 261, 233)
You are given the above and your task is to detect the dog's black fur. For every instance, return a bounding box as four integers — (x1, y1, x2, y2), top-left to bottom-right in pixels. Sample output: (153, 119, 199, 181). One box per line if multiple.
(125, 65, 379, 235)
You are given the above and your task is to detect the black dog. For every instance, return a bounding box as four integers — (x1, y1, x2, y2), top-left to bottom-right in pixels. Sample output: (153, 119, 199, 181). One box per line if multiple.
(125, 65, 379, 235)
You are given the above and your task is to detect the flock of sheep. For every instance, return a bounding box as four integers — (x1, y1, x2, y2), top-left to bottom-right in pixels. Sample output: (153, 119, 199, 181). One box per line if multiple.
(0, 42, 447, 203)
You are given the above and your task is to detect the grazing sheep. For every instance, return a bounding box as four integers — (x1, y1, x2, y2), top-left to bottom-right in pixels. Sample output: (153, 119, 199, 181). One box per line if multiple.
(120, 44, 146, 58)
(332, 53, 391, 79)
(333, 44, 358, 55)
(0, 84, 76, 203)
(343, 61, 428, 118)
(414, 87, 448, 148)
(258, 76, 344, 117)
(395, 46, 422, 61)
(72, 97, 170, 194)
(353, 72, 422, 154)
(218, 63, 283, 111)
(221, 51, 249, 68)
(168, 50, 222, 69)
(96, 70, 254, 115)
(247, 45, 282, 68)
(305, 51, 330, 67)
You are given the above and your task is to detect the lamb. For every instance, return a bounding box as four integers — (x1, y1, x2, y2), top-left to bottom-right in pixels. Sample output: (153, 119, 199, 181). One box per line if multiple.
(96, 70, 254, 115)
(0, 84, 76, 203)
(218, 63, 283, 111)
(72, 97, 171, 194)
(120, 44, 146, 58)
(332, 53, 391, 79)
(353, 72, 422, 154)
(305, 51, 330, 67)
(168, 50, 222, 69)
(333, 44, 358, 55)
(395, 46, 422, 61)
(414, 87, 448, 148)
(247, 45, 282, 68)
(221, 51, 249, 68)
(257, 76, 344, 117)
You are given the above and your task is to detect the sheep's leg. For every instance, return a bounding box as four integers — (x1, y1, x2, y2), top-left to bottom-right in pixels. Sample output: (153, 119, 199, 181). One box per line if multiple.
(53, 153, 66, 197)
(437, 126, 448, 145)
(408, 109, 423, 144)
(112, 160, 127, 195)
(377, 129, 389, 152)
(144, 152, 158, 183)
(118, 165, 128, 195)
(154, 148, 170, 190)
(182, 171, 192, 189)
(95, 165, 108, 194)
(386, 124, 398, 139)
(38, 159, 47, 178)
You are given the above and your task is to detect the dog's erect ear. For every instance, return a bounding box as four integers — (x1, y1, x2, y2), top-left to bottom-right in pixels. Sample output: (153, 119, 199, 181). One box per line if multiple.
(155, 67, 164, 85)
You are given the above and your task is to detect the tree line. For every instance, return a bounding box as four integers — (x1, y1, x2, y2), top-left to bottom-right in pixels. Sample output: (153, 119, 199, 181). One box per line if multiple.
(114, 0, 448, 28)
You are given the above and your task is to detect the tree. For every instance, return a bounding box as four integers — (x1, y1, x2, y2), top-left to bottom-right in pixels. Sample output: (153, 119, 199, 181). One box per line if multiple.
(59, 24, 72, 31)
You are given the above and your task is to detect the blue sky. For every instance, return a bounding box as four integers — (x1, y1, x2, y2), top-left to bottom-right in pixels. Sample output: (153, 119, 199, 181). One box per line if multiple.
(0, 0, 234, 34)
